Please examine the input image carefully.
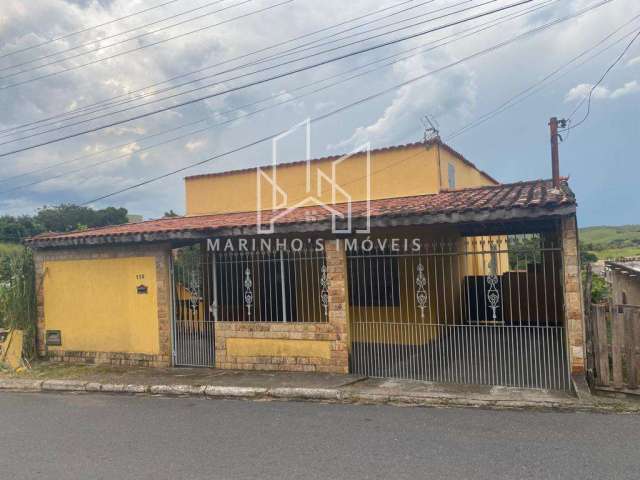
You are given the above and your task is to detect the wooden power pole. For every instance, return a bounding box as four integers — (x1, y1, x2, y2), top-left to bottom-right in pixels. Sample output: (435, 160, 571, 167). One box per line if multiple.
(549, 117, 560, 188)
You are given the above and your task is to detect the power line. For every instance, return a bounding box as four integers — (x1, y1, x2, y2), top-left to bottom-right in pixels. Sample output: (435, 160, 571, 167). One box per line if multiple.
(0, 0, 536, 156)
(77, 0, 612, 206)
(0, 0, 293, 90)
(0, 0, 183, 60)
(0, 0, 233, 75)
(2, 0, 554, 194)
(563, 29, 640, 132)
(0, 0, 444, 138)
(0, 0, 425, 137)
(0, 0, 483, 138)
(447, 14, 640, 140)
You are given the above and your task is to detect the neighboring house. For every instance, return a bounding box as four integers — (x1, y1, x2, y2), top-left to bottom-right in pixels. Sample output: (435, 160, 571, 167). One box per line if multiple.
(605, 261, 640, 306)
(26, 139, 583, 392)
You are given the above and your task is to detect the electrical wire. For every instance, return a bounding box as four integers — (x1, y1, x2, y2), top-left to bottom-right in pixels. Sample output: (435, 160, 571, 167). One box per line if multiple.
(0, 0, 425, 136)
(0, 0, 293, 90)
(0, 0, 450, 138)
(75, 0, 613, 205)
(0, 0, 233, 75)
(447, 15, 640, 140)
(2, 0, 554, 194)
(0, 0, 486, 137)
(562, 29, 640, 132)
(0, 0, 537, 156)
(0, 0, 183, 60)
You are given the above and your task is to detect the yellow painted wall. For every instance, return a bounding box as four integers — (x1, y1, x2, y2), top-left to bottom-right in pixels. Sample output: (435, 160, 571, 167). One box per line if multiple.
(185, 143, 497, 216)
(439, 148, 494, 190)
(464, 236, 510, 276)
(43, 257, 160, 354)
(226, 338, 332, 359)
(348, 229, 464, 346)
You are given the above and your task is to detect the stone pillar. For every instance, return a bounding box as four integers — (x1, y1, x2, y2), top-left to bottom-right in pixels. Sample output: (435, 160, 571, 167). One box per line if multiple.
(324, 239, 350, 374)
(561, 215, 585, 374)
(155, 250, 173, 365)
(33, 252, 46, 358)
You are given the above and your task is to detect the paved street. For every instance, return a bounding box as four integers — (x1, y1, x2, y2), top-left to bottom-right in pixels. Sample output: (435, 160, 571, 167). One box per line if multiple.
(1, 393, 639, 479)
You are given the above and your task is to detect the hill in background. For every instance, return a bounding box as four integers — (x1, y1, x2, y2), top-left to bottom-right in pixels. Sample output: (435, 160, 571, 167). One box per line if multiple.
(580, 224, 640, 260)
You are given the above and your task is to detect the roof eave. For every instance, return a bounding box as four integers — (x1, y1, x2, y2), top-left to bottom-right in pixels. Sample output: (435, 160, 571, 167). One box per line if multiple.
(26, 203, 576, 249)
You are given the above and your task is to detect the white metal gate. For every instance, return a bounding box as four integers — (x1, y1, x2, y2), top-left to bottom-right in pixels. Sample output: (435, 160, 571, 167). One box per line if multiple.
(347, 235, 571, 391)
(171, 245, 215, 367)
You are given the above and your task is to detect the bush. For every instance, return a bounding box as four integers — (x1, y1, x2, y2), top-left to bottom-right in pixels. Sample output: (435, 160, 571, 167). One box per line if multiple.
(0, 247, 37, 359)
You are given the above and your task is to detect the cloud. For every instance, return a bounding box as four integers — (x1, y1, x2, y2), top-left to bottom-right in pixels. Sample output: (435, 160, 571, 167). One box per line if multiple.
(185, 138, 207, 152)
(0, 0, 638, 223)
(565, 80, 640, 102)
(627, 56, 640, 67)
(332, 52, 476, 150)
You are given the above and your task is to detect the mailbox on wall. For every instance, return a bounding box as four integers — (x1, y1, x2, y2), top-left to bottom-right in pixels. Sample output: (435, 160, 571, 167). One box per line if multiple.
(46, 330, 62, 346)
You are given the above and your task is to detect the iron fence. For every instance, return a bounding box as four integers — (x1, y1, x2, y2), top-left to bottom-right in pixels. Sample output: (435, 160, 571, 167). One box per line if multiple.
(347, 234, 571, 391)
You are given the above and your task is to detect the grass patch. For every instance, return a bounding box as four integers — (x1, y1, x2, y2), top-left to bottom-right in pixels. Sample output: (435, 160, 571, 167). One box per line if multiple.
(589, 246, 640, 260)
(0, 361, 116, 379)
(0, 242, 22, 256)
(580, 225, 640, 260)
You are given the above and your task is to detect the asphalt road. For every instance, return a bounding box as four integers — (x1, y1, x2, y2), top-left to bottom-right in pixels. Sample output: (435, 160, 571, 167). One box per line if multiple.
(1, 393, 639, 480)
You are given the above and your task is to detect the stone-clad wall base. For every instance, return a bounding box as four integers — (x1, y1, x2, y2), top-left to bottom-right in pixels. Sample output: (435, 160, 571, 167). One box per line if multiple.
(47, 350, 170, 368)
(214, 322, 348, 373)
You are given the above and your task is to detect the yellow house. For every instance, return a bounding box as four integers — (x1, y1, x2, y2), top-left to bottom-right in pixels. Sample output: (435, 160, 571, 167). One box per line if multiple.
(27, 139, 584, 392)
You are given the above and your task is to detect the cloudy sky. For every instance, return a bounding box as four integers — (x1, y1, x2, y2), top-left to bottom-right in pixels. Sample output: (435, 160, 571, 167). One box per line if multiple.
(0, 0, 637, 226)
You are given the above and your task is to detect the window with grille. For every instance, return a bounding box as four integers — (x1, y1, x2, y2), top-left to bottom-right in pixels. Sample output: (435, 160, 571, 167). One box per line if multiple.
(448, 163, 456, 189)
(348, 252, 400, 307)
(210, 250, 328, 323)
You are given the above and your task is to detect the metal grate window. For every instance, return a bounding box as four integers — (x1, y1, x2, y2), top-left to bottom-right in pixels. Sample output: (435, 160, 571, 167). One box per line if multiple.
(211, 249, 328, 323)
(348, 251, 400, 307)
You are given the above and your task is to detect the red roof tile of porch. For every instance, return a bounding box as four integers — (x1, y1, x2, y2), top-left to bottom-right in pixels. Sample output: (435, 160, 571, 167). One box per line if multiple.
(26, 178, 576, 247)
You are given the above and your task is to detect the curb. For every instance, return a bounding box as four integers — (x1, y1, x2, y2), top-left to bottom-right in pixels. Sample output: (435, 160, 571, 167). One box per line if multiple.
(1, 378, 638, 414)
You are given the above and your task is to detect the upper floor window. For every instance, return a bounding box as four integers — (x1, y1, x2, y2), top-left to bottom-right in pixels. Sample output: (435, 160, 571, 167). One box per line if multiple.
(448, 163, 456, 189)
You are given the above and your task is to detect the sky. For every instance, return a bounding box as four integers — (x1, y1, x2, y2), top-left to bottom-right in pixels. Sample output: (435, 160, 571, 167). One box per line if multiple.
(0, 0, 637, 227)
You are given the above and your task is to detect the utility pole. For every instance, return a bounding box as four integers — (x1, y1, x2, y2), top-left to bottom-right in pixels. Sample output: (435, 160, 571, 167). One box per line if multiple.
(549, 117, 567, 188)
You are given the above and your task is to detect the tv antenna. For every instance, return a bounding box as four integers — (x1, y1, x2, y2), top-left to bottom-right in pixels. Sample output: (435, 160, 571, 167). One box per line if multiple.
(421, 115, 440, 142)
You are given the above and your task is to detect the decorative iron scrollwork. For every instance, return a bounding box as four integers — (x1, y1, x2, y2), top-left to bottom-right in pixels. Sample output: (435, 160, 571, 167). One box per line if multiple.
(415, 263, 428, 319)
(320, 264, 329, 318)
(187, 271, 201, 313)
(487, 274, 500, 320)
(244, 267, 253, 317)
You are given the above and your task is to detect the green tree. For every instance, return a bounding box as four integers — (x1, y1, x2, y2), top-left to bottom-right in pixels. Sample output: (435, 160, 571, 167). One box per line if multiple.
(0, 247, 37, 358)
(35, 204, 128, 233)
(0, 215, 42, 243)
(579, 242, 598, 265)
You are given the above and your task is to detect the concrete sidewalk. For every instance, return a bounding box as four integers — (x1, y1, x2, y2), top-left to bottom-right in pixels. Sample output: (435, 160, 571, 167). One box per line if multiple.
(1, 363, 638, 413)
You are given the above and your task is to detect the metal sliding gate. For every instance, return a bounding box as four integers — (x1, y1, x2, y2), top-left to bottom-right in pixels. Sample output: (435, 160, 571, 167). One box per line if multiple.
(347, 235, 571, 391)
(171, 245, 215, 367)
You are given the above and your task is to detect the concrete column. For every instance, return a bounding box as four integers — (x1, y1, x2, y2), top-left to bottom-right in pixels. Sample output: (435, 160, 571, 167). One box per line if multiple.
(324, 239, 350, 374)
(561, 215, 586, 374)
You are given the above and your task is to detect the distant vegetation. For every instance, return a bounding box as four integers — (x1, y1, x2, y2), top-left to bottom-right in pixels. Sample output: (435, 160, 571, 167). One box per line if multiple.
(0, 204, 129, 244)
(580, 225, 640, 260)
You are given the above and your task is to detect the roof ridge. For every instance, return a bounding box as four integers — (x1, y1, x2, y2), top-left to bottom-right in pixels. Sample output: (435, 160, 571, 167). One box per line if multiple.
(183, 138, 498, 184)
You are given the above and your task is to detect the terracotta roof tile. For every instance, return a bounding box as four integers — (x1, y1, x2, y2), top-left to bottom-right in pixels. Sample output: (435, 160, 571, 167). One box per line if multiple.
(26, 179, 575, 247)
